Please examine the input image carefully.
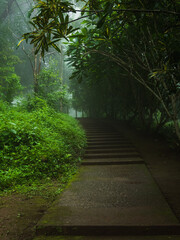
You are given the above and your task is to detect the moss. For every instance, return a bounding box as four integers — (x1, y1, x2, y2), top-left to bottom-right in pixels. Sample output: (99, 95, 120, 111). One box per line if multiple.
(63, 170, 81, 190)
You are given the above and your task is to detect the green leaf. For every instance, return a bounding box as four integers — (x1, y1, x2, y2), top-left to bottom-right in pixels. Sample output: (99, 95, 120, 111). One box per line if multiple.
(17, 39, 25, 49)
(59, 12, 64, 24)
(93, 37, 106, 41)
(35, 40, 43, 55)
(65, 15, 69, 24)
(52, 43, 61, 52)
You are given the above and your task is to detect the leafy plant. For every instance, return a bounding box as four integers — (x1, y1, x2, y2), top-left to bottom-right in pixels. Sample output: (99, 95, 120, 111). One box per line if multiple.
(0, 100, 86, 192)
(0, 45, 22, 103)
(37, 59, 69, 111)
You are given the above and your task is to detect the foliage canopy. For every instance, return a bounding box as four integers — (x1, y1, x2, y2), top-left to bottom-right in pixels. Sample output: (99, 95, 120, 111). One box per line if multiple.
(20, 0, 180, 141)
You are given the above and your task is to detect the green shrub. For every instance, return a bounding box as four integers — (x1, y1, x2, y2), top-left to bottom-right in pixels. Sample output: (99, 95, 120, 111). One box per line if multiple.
(20, 95, 48, 112)
(0, 101, 86, 191)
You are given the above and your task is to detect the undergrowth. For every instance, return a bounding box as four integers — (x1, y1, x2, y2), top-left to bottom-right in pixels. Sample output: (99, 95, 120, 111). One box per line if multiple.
(0, 99, 86, 194)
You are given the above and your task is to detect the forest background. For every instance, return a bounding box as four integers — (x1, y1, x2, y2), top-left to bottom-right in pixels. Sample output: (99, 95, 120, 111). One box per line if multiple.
(0, 0, 180, 192)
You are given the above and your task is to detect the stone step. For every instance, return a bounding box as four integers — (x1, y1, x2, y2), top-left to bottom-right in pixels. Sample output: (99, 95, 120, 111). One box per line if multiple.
(36, 225, 180, 237)
(84, 152, 140, 159)
(86, 136, 125, 139)
(86, 133, 124, 136)
(35, 165, 180, 236)
(87, 139, 129, 143)
(86, 130, 116, 132)
(82, 157, 144, 165)
(84, 126, 113, 128)
(87, 142, 132, 147)
(83, 125, 113, 128)
(87, 139, 130, 143)
(85, 131, 115, 134)
(85, 148, 137, 154)
(86, 131, 122, 134)
(87, 136, 126, 140)
(87, 144, 134, 149)
(34, 235, 180, 240)
(84, 127, 115, 130)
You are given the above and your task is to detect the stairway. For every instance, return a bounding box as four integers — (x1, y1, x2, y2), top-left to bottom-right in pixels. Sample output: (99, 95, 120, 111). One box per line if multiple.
(82, 119, 143, 165)
(33, 119, 180, 240)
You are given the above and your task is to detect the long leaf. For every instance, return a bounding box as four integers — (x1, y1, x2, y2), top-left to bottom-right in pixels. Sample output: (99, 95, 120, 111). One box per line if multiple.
(52, 43, 61, 52)
(17, 39, 25, 48)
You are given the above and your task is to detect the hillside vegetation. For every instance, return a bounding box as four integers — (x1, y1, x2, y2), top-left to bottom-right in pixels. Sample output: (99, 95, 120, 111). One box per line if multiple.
(0, 99, 86, 193)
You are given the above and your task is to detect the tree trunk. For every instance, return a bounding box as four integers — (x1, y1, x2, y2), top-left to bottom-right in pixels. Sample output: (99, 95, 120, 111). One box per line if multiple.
(173, 118, 180, 141)
(33, 52, 42, 95)
(0, 0, 15, 21)
(171, 95, 180, 141)
(75, 109, 77, 118)
(60, 42, 64, 112)
(33, 54, 38, 94)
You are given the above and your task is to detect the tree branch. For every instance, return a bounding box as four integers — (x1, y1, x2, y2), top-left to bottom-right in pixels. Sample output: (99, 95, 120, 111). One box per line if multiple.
(67, 13, 96, 24)
(86, 48, 172, 118)
(72, 8, 180, 16)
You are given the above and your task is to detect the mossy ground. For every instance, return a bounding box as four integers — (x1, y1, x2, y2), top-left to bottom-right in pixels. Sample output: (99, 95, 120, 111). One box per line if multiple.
(0, 176, 78, 240)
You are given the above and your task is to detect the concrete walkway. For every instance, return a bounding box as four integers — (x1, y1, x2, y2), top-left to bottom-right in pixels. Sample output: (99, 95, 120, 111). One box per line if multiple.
(33, 119, 180, 239)
(34, 236, 180, 240)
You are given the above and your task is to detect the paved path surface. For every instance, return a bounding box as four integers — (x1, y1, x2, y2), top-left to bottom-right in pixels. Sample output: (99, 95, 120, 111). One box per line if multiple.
(34, 236, 180, 240)
(33, 119, 180, 239)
